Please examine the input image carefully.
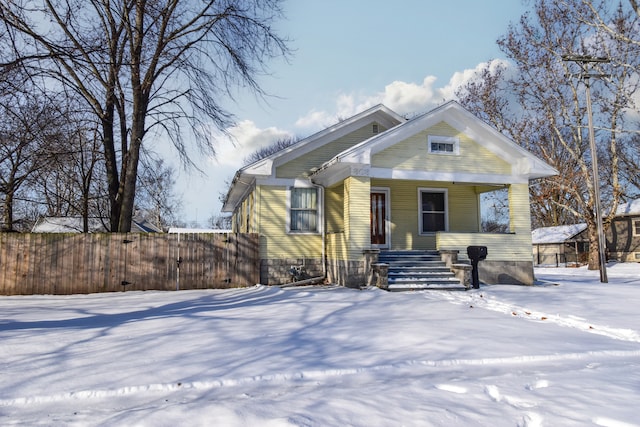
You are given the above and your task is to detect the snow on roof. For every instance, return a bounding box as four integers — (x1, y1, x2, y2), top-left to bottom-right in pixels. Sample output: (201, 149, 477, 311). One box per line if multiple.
(615, 198, 640, 216)
(32, 217, 109, 233)
(531, 223, 588, 244)
(32, 217, 162, 233)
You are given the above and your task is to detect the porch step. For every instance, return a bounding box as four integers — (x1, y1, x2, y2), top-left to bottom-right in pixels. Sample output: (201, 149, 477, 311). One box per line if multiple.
(377, 250, 467, 291)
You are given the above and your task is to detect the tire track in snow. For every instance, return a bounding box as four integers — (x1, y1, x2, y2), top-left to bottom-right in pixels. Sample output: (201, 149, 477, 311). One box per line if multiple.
(2, 349, 640, 407)
(427, 291, 640, 343)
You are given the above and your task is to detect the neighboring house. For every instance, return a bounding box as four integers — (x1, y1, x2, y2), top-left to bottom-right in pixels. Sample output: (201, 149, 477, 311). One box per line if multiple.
(608, 198, 640, 262)
(222, 101, 558, 287)
(32, 217, 162, 233)
(531, 223, 589, 266)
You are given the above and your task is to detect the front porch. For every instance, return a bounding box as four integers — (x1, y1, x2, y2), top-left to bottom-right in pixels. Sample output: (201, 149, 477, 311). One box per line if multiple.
(323, 176, 535, 287)
(325, 230, 535, 287)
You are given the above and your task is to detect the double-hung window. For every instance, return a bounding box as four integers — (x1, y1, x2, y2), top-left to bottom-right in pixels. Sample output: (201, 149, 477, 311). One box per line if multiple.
(633, 219, 640, 236)
(419, 189, 447, 233)
(289, 187, 318, 233)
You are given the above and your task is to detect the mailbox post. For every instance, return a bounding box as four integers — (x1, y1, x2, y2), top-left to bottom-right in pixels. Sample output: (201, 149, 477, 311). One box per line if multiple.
(466, 246, 487, 289)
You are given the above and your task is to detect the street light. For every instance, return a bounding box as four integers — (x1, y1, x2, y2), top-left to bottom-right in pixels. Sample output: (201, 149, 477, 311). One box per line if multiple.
(562, 54, 609, 283)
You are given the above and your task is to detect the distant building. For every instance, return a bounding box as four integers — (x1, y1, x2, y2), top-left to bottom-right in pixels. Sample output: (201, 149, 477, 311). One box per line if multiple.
(31, 217, 162, 233)
(532, 224, 589, 266)
(608, 198, 640, 262)
(532, 198, 640, 266)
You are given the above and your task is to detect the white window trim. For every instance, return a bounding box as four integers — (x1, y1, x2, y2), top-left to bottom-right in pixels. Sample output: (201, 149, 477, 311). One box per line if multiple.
(428, 135, 460, 155)
(286, 185, 322, 235)
(633, 219, 640, 237)
(418, 188, 449, 235)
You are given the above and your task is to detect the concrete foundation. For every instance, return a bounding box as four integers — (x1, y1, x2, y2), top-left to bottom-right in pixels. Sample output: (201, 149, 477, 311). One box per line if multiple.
(260, 258, 324, 285)
(478, 260, 535, 285)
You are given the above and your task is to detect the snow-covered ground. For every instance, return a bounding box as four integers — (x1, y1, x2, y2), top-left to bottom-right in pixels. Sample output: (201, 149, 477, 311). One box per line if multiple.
(1, 263, 639, 427)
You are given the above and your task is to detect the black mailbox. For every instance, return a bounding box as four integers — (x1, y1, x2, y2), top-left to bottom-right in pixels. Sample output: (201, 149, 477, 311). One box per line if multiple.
(466, 246, 487, 289)
(467, 245, 487, 262)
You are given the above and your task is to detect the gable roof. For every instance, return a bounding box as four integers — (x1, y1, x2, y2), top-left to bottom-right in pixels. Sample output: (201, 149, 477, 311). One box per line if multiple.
(615, 198, 640, 216)
(311, 101, 558, 184)
(531, 223, 588, 244)
(221, 104, 405, 212)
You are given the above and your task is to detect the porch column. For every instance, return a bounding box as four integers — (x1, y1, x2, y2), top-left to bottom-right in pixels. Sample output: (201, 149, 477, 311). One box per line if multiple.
(509, 183, 533, 238)
(343, 174, 371, 286)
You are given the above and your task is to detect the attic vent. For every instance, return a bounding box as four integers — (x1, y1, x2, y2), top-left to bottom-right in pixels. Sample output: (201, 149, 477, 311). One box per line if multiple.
(372, 124, 379, 134)
(428, 135, 459, 155)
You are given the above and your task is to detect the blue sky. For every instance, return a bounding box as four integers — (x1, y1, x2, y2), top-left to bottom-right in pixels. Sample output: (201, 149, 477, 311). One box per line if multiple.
(176, 0, 530, 225)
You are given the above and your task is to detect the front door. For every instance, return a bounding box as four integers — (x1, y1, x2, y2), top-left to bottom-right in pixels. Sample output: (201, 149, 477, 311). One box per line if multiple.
(371, 189, 390, 248)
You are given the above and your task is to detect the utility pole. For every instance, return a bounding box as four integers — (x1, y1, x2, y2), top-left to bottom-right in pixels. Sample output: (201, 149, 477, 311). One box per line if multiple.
(562, 55, 609, 283)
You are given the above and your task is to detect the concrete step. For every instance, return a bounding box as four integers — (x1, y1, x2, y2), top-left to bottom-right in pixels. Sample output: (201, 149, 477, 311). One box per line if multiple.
(387, 282, 467, 291)
(377, 250, 467, 291)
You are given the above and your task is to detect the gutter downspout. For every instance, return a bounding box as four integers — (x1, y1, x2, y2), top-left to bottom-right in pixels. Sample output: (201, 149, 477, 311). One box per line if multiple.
(310, 180, 327, 279)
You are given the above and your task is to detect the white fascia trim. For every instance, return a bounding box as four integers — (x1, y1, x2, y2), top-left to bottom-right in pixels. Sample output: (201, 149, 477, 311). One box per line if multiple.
(257, 176, 316, 187)
(369, 167, 530, 185)
(309, 163, 353, 188)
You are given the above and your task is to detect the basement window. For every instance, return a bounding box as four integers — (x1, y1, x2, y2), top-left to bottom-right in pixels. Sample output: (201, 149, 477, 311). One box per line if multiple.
(428, 135, 459, 155)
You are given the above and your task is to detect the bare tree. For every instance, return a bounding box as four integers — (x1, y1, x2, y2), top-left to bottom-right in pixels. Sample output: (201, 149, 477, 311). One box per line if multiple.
(0, 0, 290, 231)
(35, 115, 108, 232)
(0, 77, 62, 231)
(242, 136, 299, 165)
(207, 214, 232, 230)
(135, 156, 182, 231)
(457, 0, 640, 269)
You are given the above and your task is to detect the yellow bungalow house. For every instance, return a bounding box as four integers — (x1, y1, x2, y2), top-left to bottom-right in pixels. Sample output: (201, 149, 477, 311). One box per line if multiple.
(222, 101, 557, 288)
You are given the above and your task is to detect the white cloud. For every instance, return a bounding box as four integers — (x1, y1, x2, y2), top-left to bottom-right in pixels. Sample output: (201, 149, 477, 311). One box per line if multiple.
(442, 59, 516, 100)
(294, 60, 516, 130)
(212, 119, 294, 169)
(294, 109, 333, 129)
(372, 76, 441, 114)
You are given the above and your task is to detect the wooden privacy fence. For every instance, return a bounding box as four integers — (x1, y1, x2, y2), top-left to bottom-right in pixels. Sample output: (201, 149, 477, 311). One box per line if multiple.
(0, 232, 259, 295)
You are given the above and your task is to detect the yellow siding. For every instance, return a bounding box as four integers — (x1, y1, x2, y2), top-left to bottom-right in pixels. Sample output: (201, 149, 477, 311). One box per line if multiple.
(448, 185, 479, 231)
(372, 121, 511, 174)
(509, 184, 532, 235)
(325, 184, 346, 260)
(371, 179, 480, 250)
(437, 232, 532, 261)
(437, 184, 533, 262)
(276, 123, 387, 178)
(238, 192, 255, 233)
(344, 176, 370, 260)
(325, 184, 344, 233)
(256, 185, 323, 259)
